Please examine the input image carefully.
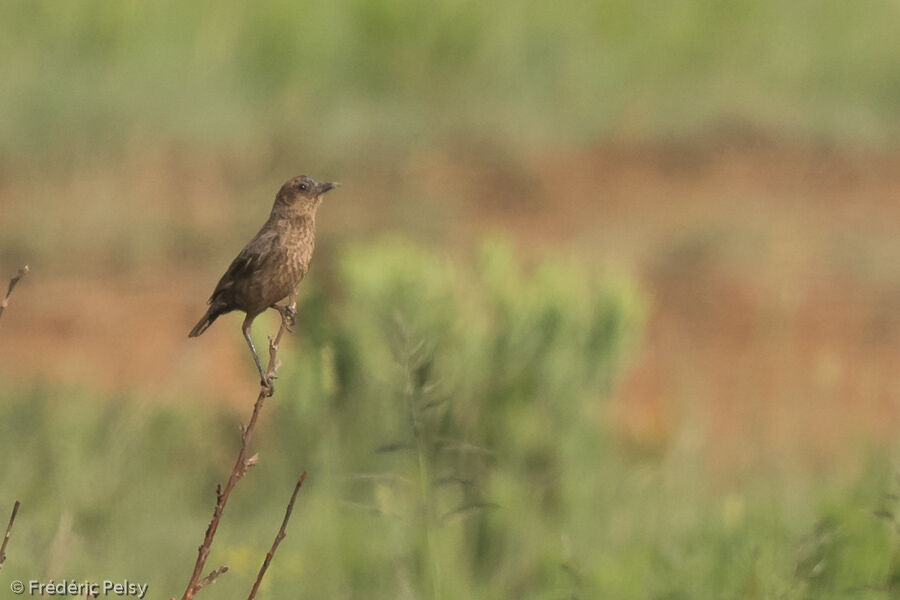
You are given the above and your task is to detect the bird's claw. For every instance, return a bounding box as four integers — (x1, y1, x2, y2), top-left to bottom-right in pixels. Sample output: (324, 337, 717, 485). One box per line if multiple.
(283, 306, 296, 332)
(272, 304, 296, 332)
(260, 373, 277, 395)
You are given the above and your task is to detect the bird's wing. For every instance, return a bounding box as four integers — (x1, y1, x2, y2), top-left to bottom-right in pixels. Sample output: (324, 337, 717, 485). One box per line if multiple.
(207, 230, 278, 305)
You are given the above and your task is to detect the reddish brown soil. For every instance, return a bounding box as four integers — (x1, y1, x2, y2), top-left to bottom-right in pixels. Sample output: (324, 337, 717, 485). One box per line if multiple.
(3, 137, 900, 469)
(442, 136, 900, 471)
(0, 271, 272, 404)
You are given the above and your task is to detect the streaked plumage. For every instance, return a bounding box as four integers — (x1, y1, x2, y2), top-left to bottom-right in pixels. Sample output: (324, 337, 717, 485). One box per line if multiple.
(189, 175, 336, 387)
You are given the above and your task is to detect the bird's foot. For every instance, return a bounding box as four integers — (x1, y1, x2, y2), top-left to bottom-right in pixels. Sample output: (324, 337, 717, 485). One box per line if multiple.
(282, 316, 295, 333)
(260, 373, 277, 396)
(285, 304, 296, 327)
(271, 303, 296, 333)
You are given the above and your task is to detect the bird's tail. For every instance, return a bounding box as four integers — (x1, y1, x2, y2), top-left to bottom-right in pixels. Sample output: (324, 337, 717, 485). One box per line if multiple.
(188, 306, 223, 338)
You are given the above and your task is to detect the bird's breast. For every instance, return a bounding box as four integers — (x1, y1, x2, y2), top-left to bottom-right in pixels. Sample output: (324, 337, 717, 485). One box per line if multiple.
(268, 217, 316, 293)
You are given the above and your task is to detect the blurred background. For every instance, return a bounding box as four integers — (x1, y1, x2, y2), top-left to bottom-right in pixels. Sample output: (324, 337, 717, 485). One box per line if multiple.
(2, 1, 900, 598)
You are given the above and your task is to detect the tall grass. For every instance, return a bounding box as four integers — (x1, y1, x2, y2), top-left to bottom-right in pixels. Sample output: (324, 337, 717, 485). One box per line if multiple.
(1, 0, 899, 167)
(1, 239, 899, 598)
(3, 0, 899, 272)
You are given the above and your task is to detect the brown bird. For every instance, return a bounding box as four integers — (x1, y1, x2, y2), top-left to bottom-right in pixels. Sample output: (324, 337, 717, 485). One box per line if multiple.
(189, 175, 336, 387)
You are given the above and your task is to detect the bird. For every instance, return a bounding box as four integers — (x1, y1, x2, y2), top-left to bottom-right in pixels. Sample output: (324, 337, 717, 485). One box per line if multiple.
(189, 175, 336, 389)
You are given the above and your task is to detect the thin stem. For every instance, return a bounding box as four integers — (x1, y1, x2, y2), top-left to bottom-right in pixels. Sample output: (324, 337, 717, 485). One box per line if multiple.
(0, 265, 29, 325)
(0, 268, 28, 570)
(0, 500, 20, 571)
(403, 342, 441, 600)
(247, 473, 307, 600)
(179, 300, 296, 600)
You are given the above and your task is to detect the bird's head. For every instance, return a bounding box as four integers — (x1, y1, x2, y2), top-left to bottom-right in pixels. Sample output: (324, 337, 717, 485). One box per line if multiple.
(275, 175, 337, 214)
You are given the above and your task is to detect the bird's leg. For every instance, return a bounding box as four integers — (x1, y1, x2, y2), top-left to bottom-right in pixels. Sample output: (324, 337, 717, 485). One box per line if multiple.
(269, 303, 296, 332)
(242, 315, 272, 390)
(269, 291, 298, 332)
(286, 292, 297, 326)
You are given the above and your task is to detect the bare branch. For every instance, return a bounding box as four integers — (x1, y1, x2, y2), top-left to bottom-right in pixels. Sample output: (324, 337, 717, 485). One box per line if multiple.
(0, 500, 20, 571)
(0, 268, 28, 570)
(0, 265, 28, 325)
(247, 473, 306, 600)
(179, 299, 297, 600)
(195, 565, 229, 593)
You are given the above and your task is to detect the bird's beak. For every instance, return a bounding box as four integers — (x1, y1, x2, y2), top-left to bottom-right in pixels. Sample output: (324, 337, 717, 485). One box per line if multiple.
(316, 181, 337, 195)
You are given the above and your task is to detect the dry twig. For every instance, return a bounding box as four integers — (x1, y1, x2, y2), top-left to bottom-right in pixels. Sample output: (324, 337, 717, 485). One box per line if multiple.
(0, 267, 27, 571)
(0, 500, 20, 571)
(179, 299, 296, 600)
(194, 565, 230, 594)
(246, 473, 306, 600)
(0, 265, 28, 325)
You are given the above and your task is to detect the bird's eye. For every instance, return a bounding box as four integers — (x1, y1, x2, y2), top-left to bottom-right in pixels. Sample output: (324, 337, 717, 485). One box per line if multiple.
(299, 183, 308, 191)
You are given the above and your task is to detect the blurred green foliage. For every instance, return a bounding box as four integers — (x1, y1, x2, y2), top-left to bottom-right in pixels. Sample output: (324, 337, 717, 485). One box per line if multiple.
(2, 239, 899, 598)
(3, 1, 900, 594)
(272, 238, 644, 597)
(1, 0, 899, 167)
(3, 0, 899, 272)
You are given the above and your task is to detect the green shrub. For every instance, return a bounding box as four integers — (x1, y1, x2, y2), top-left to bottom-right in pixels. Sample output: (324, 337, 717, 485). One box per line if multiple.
(268, 237, 644, 597)
(0, 238, 643, 598)
(5, 239, 898, 599)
